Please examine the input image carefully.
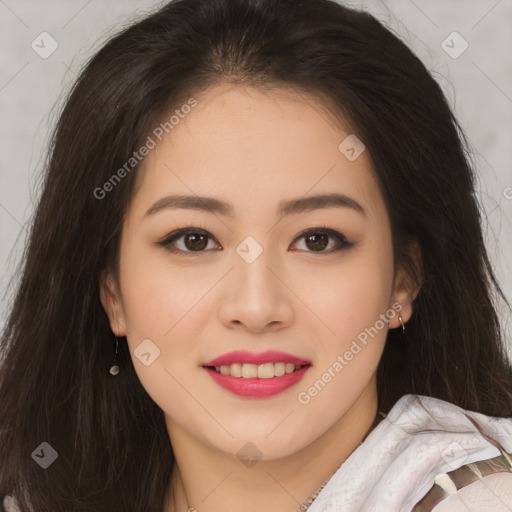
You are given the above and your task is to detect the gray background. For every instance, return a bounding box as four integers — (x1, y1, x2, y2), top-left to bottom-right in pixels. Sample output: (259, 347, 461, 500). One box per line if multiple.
(1, 0, 511, 357)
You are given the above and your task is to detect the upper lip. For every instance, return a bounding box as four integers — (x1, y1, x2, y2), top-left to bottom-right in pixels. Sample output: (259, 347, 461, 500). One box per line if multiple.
(203, 350, 311, 367)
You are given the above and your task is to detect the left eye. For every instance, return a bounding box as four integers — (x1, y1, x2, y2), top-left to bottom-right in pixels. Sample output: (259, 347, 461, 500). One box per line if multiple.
(290, 228, 352, 253)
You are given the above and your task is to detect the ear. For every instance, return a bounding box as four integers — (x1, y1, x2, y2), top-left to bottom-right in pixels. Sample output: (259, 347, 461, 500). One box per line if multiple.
(388, 239, 423, 330)
(99, 268, 127, 337)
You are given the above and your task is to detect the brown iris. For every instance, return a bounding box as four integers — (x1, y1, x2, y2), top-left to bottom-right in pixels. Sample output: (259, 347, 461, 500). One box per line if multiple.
(184, 233, 208, 251)
(304, 232, 329, 251)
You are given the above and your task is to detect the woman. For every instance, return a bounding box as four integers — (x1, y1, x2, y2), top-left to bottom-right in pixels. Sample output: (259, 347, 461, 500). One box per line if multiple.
(1, 0, 511, 510)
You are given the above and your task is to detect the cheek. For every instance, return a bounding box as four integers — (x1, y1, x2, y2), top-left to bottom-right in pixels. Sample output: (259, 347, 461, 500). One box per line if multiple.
(295, 258, 392, 423)
(117, 240, 227, 405)
(117, 248, 213, 420)
(297, 237, 394, 409)
(118, 241, 211, 341)
(307, 248, 393, 349)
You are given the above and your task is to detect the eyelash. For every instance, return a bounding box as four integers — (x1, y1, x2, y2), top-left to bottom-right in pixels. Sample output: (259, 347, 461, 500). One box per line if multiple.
(156, 224, 354, 257)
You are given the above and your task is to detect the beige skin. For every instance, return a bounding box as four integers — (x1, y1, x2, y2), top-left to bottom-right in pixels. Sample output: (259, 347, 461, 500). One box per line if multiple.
(101, 83, 421, 512)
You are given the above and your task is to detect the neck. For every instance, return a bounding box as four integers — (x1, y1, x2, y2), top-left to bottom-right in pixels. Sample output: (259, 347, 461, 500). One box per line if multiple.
(164, 379, 380, 512)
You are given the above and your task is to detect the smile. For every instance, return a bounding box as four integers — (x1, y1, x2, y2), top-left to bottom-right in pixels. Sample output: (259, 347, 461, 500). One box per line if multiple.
(202, 350, 312, 398)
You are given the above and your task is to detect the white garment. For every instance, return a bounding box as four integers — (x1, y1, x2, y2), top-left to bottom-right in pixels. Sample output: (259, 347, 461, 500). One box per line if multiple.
(3, 394, 512, 511)
(308, 394, 512, 512)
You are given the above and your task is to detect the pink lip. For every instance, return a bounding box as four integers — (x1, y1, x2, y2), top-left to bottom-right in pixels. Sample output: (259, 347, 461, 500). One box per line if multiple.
(203, 350, 311, 367)
(202, 350, 312, 398)
(204, 366, 310, 398)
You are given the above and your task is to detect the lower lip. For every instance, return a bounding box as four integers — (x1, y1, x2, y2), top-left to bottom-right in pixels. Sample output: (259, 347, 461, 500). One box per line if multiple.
(203, 366, 310, 398)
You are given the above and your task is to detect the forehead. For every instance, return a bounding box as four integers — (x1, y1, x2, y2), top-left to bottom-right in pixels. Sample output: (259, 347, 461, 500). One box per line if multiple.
(130, 83, 384, 221)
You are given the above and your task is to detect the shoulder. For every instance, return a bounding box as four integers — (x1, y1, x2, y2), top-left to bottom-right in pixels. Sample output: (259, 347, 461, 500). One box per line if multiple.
(309, 395, 512, 511)
(400, 395, 512, 511)
(386, 394, 512, 451)
(412, 449, 512, 510)
(431, 472, 512, 511)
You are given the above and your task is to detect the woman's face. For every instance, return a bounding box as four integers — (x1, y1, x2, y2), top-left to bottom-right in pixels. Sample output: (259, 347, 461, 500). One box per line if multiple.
(101, 83, 415, 460)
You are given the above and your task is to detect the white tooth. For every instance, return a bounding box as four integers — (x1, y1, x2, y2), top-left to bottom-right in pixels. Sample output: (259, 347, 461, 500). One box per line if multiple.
(274, 362, 286, 376)
(258, 363, 275, 379)
(241, 363, 258, 378)
(230, 363, 242, 377)
(213, 361, 303, 378)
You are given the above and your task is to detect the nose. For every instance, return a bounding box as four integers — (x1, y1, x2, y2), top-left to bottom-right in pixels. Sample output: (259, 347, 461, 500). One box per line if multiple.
(217, 248, 295, 333)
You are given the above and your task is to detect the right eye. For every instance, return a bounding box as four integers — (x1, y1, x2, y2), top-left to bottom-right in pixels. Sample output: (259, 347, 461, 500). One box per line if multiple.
(157, 228, 222, 256)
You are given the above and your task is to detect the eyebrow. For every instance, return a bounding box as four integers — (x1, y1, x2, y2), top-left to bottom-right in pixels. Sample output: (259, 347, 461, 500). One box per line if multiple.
(144, 193, 366, 219)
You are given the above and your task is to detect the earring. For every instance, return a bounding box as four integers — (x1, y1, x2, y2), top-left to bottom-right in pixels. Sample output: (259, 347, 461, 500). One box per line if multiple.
(109, 336, 120, 376)
(398, 315, 406, 334)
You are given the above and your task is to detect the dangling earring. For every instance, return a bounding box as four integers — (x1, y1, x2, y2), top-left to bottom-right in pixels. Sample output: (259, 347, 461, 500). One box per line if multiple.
(398, 315, 406, 334)
(109, 336, 120, 376)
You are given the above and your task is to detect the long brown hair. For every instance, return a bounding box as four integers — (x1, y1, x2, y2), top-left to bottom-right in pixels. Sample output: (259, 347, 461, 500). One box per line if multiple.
(1, 0, 511, 510)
